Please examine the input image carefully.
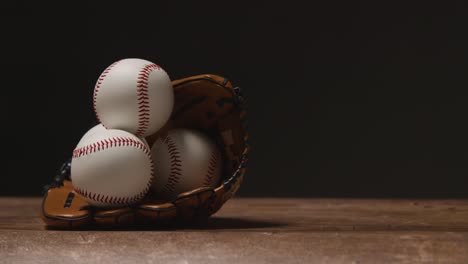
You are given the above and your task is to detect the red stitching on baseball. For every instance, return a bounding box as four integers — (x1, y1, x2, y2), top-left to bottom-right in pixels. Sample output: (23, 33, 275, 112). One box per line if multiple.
(93, 60, 121, 127)
(134, 63, 162, 137)
(160, 135, 182, 196)
(74, 186, 148, 205)
(203, 149, 219, 186)
(72, 136, 155, 205)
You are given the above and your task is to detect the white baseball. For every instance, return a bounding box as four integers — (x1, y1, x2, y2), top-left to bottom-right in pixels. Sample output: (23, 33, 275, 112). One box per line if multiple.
(78, 123, 149, 147)
(151, 129, 223, 200)
(93, 58, 174, 137)
(77, 124, 106, 145)
(71, 128, 154, 207)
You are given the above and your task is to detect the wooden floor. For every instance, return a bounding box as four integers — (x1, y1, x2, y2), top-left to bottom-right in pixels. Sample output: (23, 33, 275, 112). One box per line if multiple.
(1, 197, 468, 263)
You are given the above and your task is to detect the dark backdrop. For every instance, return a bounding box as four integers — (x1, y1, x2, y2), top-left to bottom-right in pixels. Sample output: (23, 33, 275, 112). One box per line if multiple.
(1, 1, 468, 197)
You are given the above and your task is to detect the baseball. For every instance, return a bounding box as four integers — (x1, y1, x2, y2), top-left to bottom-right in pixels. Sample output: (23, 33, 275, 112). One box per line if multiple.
(150, 128, 223, 200)
(77, 124, 106, 145)
(71, 128, 154, 207)
(78, 123, 149, 147)
(93, 58, 174, 137)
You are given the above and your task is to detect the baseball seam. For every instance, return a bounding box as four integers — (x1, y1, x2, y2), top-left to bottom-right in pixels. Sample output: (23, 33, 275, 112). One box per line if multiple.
(93, 60, 121, 127)
(134, 63, 162, 137)
(72, 137, 154, 205)
(161, 135, 182, 197)
(203, 149, 219, 186)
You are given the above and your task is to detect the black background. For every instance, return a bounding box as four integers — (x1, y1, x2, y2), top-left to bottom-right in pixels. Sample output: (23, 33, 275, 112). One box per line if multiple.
(1, 1, 468, 197)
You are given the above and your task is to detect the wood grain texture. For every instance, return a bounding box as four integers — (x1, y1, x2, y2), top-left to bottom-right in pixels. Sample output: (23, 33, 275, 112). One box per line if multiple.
(1, 197, 468, 263)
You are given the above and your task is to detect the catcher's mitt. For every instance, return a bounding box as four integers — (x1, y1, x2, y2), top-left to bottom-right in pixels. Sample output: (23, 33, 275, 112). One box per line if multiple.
(41, 74, 249, 229)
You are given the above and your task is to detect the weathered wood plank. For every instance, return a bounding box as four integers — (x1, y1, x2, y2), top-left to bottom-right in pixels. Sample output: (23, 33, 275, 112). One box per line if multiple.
(0, 197, 467, 263)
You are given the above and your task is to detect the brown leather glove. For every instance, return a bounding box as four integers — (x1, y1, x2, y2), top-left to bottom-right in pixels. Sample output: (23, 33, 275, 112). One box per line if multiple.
(41, 74, 249, 229)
